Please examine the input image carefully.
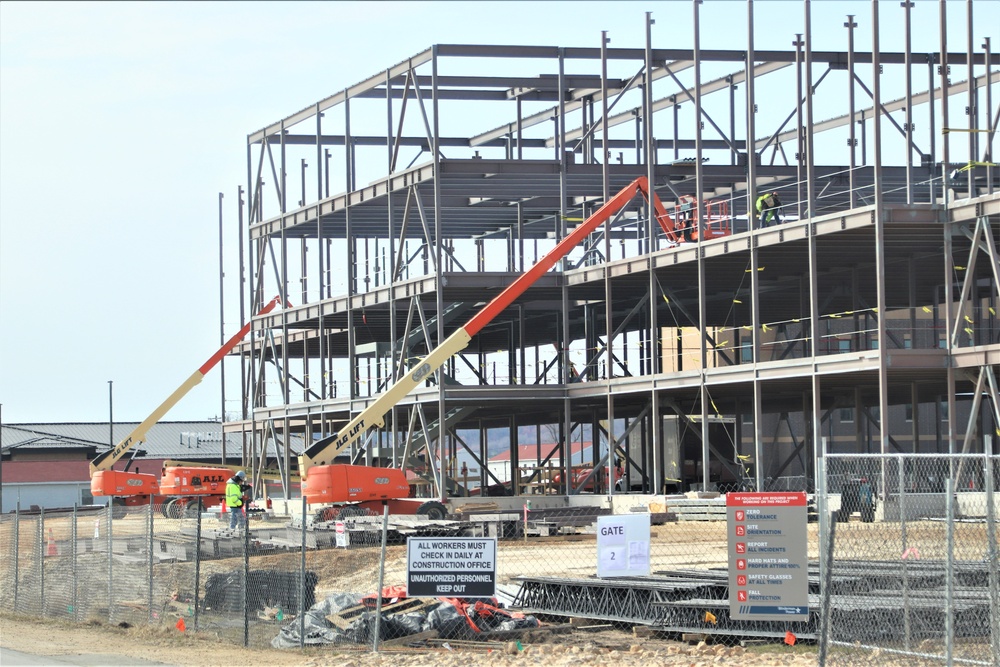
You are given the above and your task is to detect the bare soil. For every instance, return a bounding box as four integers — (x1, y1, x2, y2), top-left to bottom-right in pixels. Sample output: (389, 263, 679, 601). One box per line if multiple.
(0, 611, 820, 666)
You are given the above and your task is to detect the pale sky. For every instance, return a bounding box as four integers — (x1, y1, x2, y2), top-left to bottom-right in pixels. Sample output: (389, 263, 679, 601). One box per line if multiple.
(1, 1, 995, 424)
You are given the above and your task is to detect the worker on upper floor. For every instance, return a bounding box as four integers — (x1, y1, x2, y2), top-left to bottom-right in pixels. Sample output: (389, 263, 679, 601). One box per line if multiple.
(756, 191, 783, 227)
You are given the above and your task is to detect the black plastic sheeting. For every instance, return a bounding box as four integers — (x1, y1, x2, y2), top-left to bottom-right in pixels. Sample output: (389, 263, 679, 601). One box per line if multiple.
(203, 569, 318, 614)
(271, 594, 538, 648)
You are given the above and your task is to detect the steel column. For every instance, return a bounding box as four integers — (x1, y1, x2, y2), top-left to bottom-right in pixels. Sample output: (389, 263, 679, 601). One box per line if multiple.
(903, 2, 915, 203)
(431, 45, 446, 502)
(747, 0, 764, 491)
(985, 37, 994, 195)
(966, 0, 976, 197)
(846, 15, 858, 209)
(693, 0, 710, 490)
(794, 34, 804, 219)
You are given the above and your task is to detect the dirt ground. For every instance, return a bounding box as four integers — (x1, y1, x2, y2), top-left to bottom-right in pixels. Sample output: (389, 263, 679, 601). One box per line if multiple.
(0, 611, 821, 667)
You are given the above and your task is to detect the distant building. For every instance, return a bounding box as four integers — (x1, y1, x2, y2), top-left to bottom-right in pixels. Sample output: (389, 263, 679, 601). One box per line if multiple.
(482, 441, 607, 494)
(487, 442, 593, 484)
(0, 422, 242, 511)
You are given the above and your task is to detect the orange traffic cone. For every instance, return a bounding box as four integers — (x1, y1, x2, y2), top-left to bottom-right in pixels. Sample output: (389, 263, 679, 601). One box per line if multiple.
(46, 528, 58, 556)
(175, 617, 186, 632)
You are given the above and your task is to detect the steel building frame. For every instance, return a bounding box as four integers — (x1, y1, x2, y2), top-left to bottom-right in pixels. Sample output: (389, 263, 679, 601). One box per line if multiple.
(225, 1, 1000, 502)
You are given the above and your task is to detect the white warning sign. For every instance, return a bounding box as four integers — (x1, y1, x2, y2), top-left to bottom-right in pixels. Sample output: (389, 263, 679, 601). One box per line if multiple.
(406, 537, 497, 597)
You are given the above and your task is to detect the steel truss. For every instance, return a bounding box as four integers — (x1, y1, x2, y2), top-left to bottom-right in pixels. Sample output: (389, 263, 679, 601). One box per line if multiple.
(224, 2, 1000, 503)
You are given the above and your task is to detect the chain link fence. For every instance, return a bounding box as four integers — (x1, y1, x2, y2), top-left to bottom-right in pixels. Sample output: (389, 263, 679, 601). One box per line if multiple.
(0, 498, 399, 653)
(1, 470, 996, 663)
(2, 494, 816, 650)
(819, 453, 1000, 666)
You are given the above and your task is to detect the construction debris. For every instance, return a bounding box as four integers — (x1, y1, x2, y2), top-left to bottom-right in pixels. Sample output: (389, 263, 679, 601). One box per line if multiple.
(270, 587, 539, 649)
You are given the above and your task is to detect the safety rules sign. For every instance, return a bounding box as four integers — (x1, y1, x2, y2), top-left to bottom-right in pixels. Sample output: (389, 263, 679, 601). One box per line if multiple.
(727, 492, 809, 621)
(406, 537, 497, 598)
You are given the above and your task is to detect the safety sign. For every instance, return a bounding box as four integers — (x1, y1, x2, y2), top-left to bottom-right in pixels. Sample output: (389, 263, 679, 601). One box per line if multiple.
(407, 537, 497, 597)
(727, 492, 809, 621)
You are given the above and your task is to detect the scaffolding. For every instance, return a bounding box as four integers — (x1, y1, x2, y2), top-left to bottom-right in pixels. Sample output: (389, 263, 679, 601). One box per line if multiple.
(224, 2, 1000, 504)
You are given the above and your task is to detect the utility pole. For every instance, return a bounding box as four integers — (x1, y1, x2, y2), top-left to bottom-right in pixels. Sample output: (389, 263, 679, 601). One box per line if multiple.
(108, 381, 114, 448)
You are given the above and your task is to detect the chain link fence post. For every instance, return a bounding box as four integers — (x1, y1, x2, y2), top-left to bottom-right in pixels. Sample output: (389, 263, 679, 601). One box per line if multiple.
(817, 454, 829, 627)
(242, 511, 250, 648)
(29, 508, 38, 616)
(15, 510, 39, 617)
(372, 502, 390, 653)
(72, 504, 79, 622)
(148, 496, 154, 624)
(818, 494, 836, 666)
(898, 455, 910, 652)
(194, 499, 202, 633)
(946, 473, 955, 665)
(299, 493, 307, 651)
(107, 501, 113, 623)
(13, 507, 20, 611)
(985, 450, 1000, 666)
(39, 507, 46, 617)
(17, 507, 41, 617)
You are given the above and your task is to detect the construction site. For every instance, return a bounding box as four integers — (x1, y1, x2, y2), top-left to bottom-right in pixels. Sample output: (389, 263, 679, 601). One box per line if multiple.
(221, 2, 999, 508)
(3, 2, 1000, 666)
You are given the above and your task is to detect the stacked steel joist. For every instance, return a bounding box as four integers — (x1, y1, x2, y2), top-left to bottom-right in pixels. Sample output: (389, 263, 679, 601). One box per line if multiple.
(512, 559, 993, 642)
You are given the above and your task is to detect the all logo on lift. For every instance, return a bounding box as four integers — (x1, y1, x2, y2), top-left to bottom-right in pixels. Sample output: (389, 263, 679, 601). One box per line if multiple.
(126, 479, 145, 486)
(191, 475, 226, 487)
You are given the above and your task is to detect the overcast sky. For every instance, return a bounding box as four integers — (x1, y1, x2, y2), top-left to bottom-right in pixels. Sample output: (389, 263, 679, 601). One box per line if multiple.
(1, 1, 995, 425)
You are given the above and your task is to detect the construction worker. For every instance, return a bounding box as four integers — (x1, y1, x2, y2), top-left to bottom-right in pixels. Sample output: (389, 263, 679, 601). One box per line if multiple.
(756, 191, 783, 227)
(226, 470, 248, 531)
(678, 197, 696, 242)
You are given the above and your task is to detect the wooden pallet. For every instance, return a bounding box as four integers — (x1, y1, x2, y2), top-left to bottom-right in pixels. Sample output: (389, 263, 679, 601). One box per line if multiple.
(381, 629, 440, 647)
(327, 597, 436, 630)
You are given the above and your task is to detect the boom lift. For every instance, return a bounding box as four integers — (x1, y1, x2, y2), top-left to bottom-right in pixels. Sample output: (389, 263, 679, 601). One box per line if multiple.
(299, 177, 724, 518)
(90, 295, 284, 513)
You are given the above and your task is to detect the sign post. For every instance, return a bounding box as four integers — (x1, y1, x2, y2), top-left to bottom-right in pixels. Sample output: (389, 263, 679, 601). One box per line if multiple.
(727, 492, 809, 621)
(406, 537, 497, 597)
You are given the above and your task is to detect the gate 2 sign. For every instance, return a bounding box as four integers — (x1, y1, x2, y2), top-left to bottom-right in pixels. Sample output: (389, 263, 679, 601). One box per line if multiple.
(406, 537, 497, 597)
(727, 492, 809, 621)
(596, 513, 651, 578)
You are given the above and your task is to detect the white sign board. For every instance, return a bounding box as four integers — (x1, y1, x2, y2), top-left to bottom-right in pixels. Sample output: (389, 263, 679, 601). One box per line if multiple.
(406, 537, 497, 597)
(597, 513, 651, 577)
(334, 521, 347, 548)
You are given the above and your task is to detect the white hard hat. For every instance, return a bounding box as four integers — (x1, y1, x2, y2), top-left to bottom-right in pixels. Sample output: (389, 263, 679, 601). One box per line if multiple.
(235, 470, 246, 479)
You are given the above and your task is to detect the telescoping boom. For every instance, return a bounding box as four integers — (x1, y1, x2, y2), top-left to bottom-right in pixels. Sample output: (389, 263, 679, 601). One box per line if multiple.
(89, 295, 284, 497)
(299, 176, 690, 499)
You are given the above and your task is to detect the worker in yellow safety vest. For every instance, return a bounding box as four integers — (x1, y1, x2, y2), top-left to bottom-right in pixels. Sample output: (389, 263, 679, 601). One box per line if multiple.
(226, 470, 248, 531)
(756, 191, 783, 228)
